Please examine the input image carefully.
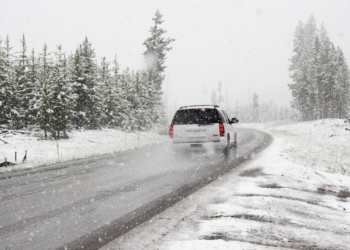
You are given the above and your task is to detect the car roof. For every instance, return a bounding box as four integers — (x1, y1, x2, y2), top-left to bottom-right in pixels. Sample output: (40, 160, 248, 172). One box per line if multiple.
(179, 105, 220, 110)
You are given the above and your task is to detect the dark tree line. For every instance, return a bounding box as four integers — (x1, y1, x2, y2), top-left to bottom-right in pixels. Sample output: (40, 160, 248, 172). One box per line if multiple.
(0, 10, 174, 139)
(289, 15, 350, 121)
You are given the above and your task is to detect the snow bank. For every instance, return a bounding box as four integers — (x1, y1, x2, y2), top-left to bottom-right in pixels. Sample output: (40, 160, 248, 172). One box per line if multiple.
(238, 119, 350, 176)
(0, 129, 168, 173)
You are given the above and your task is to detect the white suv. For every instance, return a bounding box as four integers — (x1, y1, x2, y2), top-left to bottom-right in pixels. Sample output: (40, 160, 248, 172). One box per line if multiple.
(169, 105, 239, 152)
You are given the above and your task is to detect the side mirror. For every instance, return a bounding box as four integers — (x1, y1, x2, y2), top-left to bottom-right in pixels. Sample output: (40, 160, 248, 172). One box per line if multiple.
(231, 118, 239, 124)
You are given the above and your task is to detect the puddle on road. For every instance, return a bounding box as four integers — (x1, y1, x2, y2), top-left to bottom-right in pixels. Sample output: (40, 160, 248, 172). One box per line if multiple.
(239, 167, 266, 177)
(259, 183, 282, 189)
(338, 189, 350, 199)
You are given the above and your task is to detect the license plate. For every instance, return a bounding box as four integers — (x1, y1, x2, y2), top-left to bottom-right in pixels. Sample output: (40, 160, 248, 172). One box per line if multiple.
(187, 130, 205, 137)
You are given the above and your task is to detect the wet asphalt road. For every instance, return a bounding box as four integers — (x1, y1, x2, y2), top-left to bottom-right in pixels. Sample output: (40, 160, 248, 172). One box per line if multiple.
(0, 128, 271, 250)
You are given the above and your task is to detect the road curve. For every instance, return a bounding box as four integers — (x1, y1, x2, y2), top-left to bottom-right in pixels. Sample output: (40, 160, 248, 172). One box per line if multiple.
(0, 128, 272, 250)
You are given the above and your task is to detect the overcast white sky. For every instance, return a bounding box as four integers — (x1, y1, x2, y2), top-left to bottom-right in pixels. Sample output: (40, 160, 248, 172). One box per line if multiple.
(1, 0, 350, 114)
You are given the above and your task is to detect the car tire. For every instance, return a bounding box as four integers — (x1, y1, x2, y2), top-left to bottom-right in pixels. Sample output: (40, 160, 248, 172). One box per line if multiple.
(222, 134, 229, 155)
(232, 132, 238, 157)
(233, 132, 237, 147)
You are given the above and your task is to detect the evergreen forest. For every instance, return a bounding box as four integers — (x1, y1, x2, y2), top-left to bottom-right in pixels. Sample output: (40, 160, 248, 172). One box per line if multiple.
(289, 15, 350, 121)
(0, 10, 174, 139)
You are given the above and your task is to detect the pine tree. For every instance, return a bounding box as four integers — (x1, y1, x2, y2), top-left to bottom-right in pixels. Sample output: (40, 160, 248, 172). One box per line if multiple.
(131, 71, 142, 131)
(217, 81, 224, 107)
(334, 48, 350, 118)
(143, 10, 175, 83)
(13, 35, 30, 128)
(71, 38, 102, 129)
(303, 15, 318, 120)
(143, 10, 175, 125)
(133, 70, 154, 131)
(289, 21, 306, 119)
(210, 89, 217, 105)
(289, 16, 350, 120)
(26, 49, 39, 126)
(289, 16, 318, 121)
(32, 44, 52, 139)
(140, 70, 154, 130)
(71, 48, 85, 127)
(119, 68, 134, 131)
(309, 36, 321, 119)
(111, 56, 128, 127)
(318, 26, 333, 118)
(0, 37, 15, 126)
(252, 93, 259, 123)
(328, 44, 338, 118)
(99, 57, 111, 126)
(99, 56, 125, 128)
(49, 45, 76, 139)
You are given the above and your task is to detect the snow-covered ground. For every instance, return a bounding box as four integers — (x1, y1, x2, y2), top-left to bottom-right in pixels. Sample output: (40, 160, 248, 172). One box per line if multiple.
(0, 129, 168, 173)
(102, 119, 350, 250)
(240, 119, 350, 176)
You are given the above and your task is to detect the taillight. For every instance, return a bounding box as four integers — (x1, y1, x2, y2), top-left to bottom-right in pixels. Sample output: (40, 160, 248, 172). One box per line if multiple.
(169, 125, 174, 138)
(219, 123, 225, 137)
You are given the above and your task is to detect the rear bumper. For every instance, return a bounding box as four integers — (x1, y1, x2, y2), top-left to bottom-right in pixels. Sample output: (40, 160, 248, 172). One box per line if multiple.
(172, 137, 227, 150)
(173, 136, 225, 143)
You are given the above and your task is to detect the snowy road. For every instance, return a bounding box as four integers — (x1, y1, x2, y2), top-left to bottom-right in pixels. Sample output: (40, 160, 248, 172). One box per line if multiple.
(0, 128, 271, 250)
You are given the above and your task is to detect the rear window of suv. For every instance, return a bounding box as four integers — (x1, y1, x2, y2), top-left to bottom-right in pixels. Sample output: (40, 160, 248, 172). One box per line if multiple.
(172, 108, 222, 125)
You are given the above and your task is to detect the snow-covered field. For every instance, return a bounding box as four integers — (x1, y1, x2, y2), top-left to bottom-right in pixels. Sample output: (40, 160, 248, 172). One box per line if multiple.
(102, 119, 350, 250)
(240, 119, 350, 176)
(0, 129, 168, 173)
